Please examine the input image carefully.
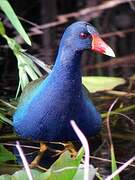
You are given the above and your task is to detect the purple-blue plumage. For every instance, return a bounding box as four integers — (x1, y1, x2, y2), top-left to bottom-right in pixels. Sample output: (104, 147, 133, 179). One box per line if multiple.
(13, 21, 115, 141)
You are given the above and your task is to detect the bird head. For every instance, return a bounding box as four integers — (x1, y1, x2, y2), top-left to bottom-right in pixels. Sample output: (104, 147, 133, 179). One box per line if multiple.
(61, 21, 115, 57)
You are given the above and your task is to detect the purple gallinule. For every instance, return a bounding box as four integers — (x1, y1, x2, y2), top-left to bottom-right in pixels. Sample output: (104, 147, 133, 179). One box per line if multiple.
(13, 21, 115, 165)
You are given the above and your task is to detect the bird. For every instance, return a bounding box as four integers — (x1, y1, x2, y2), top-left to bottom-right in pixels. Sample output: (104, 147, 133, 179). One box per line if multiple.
(13, 21, 115, 143)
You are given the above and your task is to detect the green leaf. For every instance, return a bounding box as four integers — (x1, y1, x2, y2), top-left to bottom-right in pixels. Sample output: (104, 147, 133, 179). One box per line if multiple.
(0, 21, 6, 35)
(24, 65, 39, 81)
(0, 169, 49, 180)
(15, 52, 42, 91)
(0, 0, 31, 45)
(18, 66, 29, 90)
(0, 145, 16, 164)
(43, 148, 84, 180)
(13, 169, 41, 180)
(0, 169, 42, 180)
(111, 146, 120, 180)
(0, 149, 84, 180)
(21, 53, 43, 77)
(1, 33, 41, 92)
(82, 76, 126, 93)
(3, 35, 21, 52)
(0, 175, 11, 180)
(73, 164, 96, 180)
(22, 52, 52, 74)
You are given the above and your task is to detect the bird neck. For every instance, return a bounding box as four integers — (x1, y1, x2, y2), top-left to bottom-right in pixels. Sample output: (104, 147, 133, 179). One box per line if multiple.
(53, 46, 82, 77)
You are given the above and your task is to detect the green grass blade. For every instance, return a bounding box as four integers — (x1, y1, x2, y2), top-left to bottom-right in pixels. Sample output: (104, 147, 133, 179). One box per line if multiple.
(0, 113, 13, 126)
(3, 34, 21, 52)
(0, 21, 6, 35)
(24, 65, 39, 80)
(111, 145, 120, 180)
(0, 0, 31, 45)
(21, 53, 43, 77)
(22, 52, 51, 74)
(16, 52, 42, 79)
(15, 80, 21, 98)
(18, 68, 29, 90)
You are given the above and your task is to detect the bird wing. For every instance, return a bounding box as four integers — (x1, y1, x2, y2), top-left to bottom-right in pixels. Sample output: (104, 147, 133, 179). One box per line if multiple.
(18, 76, 46, 107)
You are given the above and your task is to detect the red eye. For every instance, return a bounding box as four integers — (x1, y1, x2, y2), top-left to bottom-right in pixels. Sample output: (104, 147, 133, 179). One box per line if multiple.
(79, 33, 88, 39)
